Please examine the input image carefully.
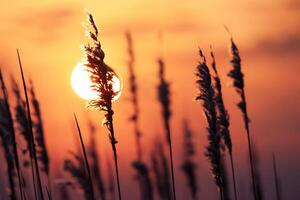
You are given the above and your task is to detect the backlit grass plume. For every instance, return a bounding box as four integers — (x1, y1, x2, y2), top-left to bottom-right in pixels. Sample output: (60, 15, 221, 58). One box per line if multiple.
(195, 49, 223, 200)
(82, 13, 122, 200)
(210, 49, 238, 200)
(126, 31, 153, 200)
(12, 78, 39, 199)
(180, 120, 198, 200)
(0, 70, 17, 200)
(227, 34, 257, 200)
(157, 58, 176, 200)
(29, 80, 50, 188)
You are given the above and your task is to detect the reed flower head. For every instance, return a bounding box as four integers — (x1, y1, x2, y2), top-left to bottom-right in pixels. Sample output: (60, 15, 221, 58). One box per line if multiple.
(157, 58, 171, 126)
(83, 14, 117, 112)
(227, 37, 250, 130)
(12, 78, 31, 159)
(210, 50, 232, 154)
(195, 49, 222, 189)
(29, 80, 49, 174)
(181, 120, 198, 199)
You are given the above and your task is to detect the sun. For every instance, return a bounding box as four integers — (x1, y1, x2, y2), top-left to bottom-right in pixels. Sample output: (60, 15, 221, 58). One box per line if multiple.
(71, 63, 122, 101)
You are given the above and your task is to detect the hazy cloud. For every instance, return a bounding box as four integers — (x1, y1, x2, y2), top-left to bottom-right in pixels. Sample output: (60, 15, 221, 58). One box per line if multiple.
(13, 4, 80, 44)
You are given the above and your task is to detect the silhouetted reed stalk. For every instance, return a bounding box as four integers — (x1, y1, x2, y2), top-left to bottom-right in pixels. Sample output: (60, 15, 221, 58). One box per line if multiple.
(126, 31, 153, 200)
(82, 14, 122, 200)
(210, 49, 238, 200)
(157, 58, 176, 200)
(226, 34, 257, 200)
(126, 32, 142, 161)
(181, 120, 198, 200)
(107, 161, 116, 200)
(17, 50, 44, 200)
(272, 153, 281, 200)
(29, 80, 51, 194)
(12, 78, 38, 200)
(74, 115, 95, 200)
(151, 139, 172, 200)
(195, 49, 223, 200)
(0, 69, 23, 200)
(220, 150, 230, 200)
(252, 144, 264, 200)
(88, 121, 106, 200)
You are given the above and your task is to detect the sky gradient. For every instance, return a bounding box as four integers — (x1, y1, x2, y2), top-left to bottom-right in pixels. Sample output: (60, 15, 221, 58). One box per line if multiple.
(0, 0, 300, 199)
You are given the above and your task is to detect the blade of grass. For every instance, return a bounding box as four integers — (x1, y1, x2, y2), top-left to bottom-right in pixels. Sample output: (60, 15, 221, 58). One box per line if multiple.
(17, 49, 44, 200)
(74, 114, 95, 200)
(272, 153, 281, 200)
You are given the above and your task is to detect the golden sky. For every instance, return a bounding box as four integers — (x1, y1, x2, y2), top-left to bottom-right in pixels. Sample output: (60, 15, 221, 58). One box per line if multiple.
(0, 0, 300, 199)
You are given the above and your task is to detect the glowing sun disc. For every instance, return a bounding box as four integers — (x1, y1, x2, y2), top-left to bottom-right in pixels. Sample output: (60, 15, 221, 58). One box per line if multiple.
(71, 63, 122, 101)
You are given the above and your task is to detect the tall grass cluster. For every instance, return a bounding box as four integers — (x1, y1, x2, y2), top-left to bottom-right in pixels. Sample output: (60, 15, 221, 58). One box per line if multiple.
(0, 13, 284, 200)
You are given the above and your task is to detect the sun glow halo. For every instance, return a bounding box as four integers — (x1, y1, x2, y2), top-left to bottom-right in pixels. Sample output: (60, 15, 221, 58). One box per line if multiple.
(71, 63, 122, 101)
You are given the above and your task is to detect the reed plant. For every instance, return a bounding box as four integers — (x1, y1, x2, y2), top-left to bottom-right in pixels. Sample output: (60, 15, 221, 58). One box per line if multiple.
(151, 139, 172, 200)
(126, 31, 153, 200)
(195, 49, 224, 200)
(81, 13, 122, 200)
(180, 119, 198, 200)
(29, 80, 50, 193)
(16, 50, 45, 200)
(210, 49, 238, 200)
(0, 71, 17, 200)
(157, 58, 176, 200)
(227, 34, 257, 200)
(1, 69, 25, 200)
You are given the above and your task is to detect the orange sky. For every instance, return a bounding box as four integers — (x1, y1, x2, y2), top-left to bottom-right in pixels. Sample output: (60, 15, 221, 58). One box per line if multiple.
(0, 0, 300, 199)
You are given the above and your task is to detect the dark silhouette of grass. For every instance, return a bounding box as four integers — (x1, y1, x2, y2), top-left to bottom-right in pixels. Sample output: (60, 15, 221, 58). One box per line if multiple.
(210, 49, 238, 200)
(64, 151, 92, 200)
(0, 69, 21, 200)
(157, 58, 177, 200)
(195, 49, 224, 200)
(220, 150, 230, 200)
(251, 144, 264, 200)
(12, 77, 38, 200)
(272, 153, 281, 200)
(151, 139, 172, 200)
(87, 121, 106, 200)
(82, 13, 122, 200)
(17, 49, 44, 200)
(126, 31, 153, 200)
(29, 80, 51, 194)
(74, 114, 95, 200)
(226, 32, 257, 200)
(107, 160, 116, 200)
(180, 119, 198, 200)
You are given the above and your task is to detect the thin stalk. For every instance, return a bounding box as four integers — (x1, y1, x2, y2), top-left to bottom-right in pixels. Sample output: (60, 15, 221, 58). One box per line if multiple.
(17, 49, 44, 200)
(107, 108, 122, 200)
(220, 184, 224, 200)
(245, 124, 257, 200)
(166, 123, 176, 200)
(229, 155, 238, 200)
(272, 153, 281, 200)
(74, 115, 95, 200)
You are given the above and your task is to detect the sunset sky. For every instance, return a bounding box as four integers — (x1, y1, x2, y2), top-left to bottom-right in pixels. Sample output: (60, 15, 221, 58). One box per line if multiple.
(0, 0, 300, 199)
